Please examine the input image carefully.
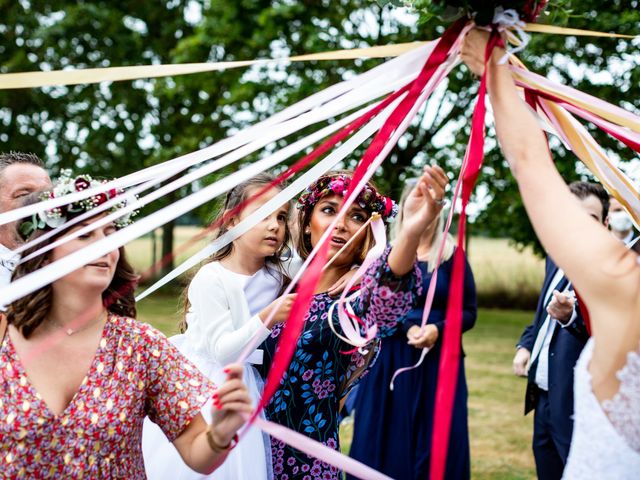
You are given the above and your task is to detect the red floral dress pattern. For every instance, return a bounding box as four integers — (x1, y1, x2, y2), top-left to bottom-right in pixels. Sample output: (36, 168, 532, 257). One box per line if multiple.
(0, 314, 216, 479)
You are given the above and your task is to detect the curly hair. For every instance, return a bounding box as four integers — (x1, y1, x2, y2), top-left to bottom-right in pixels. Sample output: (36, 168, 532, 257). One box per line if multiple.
(6, 226, 138, 339)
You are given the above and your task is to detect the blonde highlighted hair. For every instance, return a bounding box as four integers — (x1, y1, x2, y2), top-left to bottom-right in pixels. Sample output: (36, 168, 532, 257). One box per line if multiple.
(392, 178, 455, 272)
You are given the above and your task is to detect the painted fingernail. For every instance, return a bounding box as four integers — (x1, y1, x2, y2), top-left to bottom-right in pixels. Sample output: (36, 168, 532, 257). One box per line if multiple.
(223, 367, 231, 374)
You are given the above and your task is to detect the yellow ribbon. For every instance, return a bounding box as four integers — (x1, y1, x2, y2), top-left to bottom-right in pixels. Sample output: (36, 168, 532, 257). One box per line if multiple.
(0, 42, 428, 90)
(531, 90, 640, 225)
(523, 23, 637, 39)
(0, 23, 635, 90)
(507, 55, 639, 222)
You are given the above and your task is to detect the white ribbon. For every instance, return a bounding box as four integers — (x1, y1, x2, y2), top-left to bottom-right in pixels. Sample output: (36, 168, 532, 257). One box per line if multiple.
(492, 7, 531, 64)
(136, 98, 400, 301)
(235, 30, 466, 363)
(19, 94, 390, 263)
(10, 42, 434, 267)
(0, 42, 435, 229)
(537, 98, 640, 222)
(327, 217, 387, 348)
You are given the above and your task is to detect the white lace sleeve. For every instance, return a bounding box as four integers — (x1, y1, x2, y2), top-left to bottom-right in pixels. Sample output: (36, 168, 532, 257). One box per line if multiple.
(602, 347, 640, 453)
(563, 340, 640, 479)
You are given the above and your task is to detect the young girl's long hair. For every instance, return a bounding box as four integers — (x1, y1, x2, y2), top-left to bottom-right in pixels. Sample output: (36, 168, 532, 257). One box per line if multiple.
(179, 173, 292, 332)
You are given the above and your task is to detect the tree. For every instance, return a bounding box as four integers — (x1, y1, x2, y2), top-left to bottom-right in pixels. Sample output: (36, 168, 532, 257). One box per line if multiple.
(1, 0, 637, 266)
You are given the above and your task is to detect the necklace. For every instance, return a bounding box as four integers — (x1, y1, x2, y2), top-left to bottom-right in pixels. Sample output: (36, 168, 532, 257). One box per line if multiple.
(49, 309, 108, 336)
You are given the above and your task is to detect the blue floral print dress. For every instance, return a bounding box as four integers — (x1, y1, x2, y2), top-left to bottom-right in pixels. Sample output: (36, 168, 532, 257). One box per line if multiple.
(258, 247, 421, 479)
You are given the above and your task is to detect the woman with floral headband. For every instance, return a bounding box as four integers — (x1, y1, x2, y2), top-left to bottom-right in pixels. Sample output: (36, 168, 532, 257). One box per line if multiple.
(257, 165, 449, 479)
(0, 172, 253, 479)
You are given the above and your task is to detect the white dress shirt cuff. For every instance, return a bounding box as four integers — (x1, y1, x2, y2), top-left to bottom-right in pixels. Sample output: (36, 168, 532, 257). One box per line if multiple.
(558, 308, 578, 328)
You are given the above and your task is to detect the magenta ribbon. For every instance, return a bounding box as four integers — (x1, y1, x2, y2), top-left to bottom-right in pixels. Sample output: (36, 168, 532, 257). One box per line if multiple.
(429, 30, 501, 480)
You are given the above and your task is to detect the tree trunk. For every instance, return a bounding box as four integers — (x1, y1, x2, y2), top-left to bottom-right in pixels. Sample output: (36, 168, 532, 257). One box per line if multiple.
(161, 220, 175, 277)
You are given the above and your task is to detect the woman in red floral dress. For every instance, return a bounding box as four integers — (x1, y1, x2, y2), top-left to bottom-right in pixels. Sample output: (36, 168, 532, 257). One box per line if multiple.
(0, 174, 253, 479)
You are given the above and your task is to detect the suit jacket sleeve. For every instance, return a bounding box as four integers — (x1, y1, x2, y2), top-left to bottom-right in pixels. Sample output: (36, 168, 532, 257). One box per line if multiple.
(517, 322, 536, 352)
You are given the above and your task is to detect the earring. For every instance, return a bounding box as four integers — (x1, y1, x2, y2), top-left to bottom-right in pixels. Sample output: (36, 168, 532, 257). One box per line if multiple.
(304, 227, 311, 234)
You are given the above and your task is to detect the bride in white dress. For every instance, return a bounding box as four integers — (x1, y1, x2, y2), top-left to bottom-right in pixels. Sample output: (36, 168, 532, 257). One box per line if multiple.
(460, 28, 640, 479)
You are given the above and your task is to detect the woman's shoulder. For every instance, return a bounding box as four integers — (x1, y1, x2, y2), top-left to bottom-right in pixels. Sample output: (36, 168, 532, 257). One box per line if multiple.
(108, 313, 170, 348)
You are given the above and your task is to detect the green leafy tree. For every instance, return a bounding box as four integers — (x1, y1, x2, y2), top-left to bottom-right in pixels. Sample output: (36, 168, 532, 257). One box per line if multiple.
(0, 0, 637, 273)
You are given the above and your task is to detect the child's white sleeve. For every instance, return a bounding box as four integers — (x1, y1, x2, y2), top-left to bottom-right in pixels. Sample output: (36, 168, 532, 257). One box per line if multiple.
(188, 268, 271, 366)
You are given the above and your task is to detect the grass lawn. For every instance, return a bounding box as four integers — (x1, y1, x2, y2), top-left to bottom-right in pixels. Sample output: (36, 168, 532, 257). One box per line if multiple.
(137, 296, 536, 479)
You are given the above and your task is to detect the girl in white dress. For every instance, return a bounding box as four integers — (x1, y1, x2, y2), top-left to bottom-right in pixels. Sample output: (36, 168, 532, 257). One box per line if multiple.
(143, 173, 296, 480)
(461, 28, 640, 479)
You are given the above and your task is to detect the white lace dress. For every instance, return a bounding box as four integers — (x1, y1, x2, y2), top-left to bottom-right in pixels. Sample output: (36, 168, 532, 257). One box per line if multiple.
(563, 338, 640, 479)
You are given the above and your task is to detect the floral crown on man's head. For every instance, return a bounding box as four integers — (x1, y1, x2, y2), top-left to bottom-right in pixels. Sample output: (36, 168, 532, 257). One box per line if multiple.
(19, 169, 138, 239)
(296, 174, 398, 221)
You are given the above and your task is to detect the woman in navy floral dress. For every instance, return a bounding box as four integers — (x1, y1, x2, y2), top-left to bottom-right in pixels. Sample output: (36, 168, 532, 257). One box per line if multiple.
(258, 166, 450, 479)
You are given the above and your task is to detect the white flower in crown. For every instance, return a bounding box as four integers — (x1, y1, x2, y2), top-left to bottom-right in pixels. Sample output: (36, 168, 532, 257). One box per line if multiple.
(20, 171, 139, 238)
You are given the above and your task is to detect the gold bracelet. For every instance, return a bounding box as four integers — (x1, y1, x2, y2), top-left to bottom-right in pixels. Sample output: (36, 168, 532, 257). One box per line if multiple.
(205, 427, 237, 453)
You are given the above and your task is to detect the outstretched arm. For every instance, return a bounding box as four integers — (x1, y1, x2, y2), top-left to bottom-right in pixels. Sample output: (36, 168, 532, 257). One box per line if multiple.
(460, 29, 639, 328)
(460, 29, 640, 400)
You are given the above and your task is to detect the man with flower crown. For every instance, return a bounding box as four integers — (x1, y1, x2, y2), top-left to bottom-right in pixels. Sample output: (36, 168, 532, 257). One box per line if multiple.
(0, 152, 51, 290)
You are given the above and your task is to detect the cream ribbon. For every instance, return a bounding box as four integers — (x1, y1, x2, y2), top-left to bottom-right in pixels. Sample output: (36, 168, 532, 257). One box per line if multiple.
(0, 43, 427, 90)
(0, 24, 634, 90)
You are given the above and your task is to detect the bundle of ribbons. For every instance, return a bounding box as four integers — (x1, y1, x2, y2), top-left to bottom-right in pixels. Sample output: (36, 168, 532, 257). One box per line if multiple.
(0, 6, 638, 479)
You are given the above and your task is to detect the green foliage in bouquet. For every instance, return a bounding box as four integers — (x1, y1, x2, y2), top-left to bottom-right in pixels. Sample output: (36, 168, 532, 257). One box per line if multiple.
(406, 0, 574, 26)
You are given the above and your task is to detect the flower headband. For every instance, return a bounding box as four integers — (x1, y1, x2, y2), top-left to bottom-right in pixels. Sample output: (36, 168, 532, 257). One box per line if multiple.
(297, 174, 398, 221)
(19, 169, 138, 239)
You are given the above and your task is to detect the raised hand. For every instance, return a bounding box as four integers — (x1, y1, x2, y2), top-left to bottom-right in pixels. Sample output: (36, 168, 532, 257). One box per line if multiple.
(546, 290, 575, 323)
(400, 164, 449, 240)
(460, 28, 491, 77)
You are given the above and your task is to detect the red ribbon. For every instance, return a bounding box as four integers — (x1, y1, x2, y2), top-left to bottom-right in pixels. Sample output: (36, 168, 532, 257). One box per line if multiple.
(255, 18, 467, 418)
(429, 30, 501, 480)
(573, 289, 592, 336)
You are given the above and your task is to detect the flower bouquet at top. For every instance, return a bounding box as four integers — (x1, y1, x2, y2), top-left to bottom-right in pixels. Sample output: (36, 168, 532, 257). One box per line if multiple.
(411, 0, 549, 25)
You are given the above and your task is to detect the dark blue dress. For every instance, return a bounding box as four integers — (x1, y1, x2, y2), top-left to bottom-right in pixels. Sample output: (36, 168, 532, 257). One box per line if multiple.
(348, 253, 477, 480)
(258, 247, 421, 479)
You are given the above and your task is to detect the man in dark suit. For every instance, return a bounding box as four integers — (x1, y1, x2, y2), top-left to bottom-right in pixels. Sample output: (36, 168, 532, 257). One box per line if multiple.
(512, 181, 609, 480)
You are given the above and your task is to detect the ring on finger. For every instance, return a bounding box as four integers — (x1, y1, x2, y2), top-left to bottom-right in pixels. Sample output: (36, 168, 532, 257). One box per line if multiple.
(435, 198, 445, 206)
